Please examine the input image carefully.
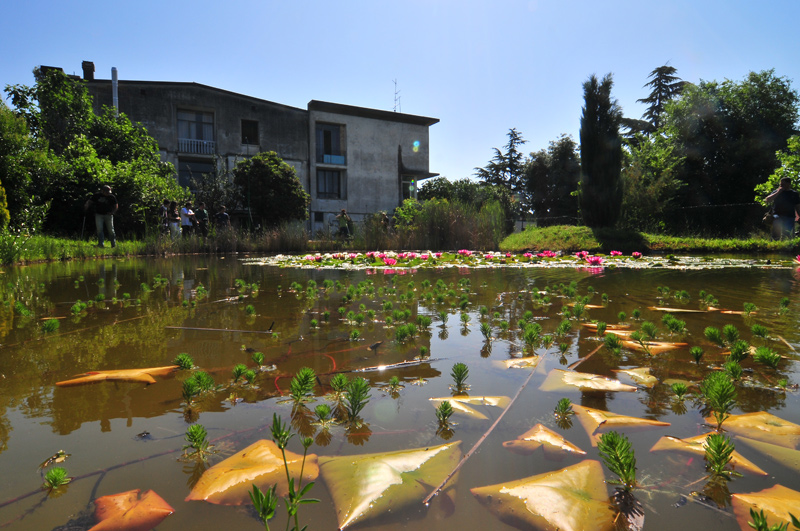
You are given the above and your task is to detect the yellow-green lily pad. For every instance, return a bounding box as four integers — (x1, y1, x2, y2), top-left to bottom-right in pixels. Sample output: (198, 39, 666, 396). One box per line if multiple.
(573, 404, 670, 446)
(471, 459, 615, 531)
(429, 396, 511, 420)
(736, 437, 800, 473)
(732, 485, 800, 531)
(539, 369, 637, 393)
(613, 368, 658, 387)
(650, 433, 767, 475)
(706, 412, 800, 449)
(319, 441, 462, 529)
(503, 423, 586, 459)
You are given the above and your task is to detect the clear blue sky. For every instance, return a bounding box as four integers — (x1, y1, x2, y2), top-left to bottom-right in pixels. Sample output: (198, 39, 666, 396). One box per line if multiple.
(2, 0, 799, 182)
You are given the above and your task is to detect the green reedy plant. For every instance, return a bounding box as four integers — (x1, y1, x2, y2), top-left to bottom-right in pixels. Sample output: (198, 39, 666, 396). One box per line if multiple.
(617, 311, 627, 323)
(232, 364, 247, 383)
(289, 367, 316, 403)
(269, 413, 319, 531)
(330, 373, 349, 394)
(250, 484, 278, 531)
(182, 423, 212, 459)
(541, 334, 555, 350)
(387, 376, 403, 393)
(724, 360, 743, 382)
(43, 467, 71, 491)
(438, 310, 448, 326)
(523, 326, 540, 352)
(748, 508, 791, 531)
(460, 312, 470, 325)
(309, 318, 318, 328)
(704, 432, 741, 479)
(597, 431, 637, 492)
(664, 315, 686, 335)
(480, 321, 492, 340)
(555, 318, 572, 337)
(629, 331, 652, 356)
(554, 397, 573, 418)
(722, 324, 740, 346)
(729, 339, 751, 363)
(245, 304, 256, 316)
(571, 302, 585, 320)
(641, 320, 658, 339)
(595, 321, 607, 337)
(344, 377, 371, 422)
(192, 371, 216, 392)
(41, 318, 60, 333)
(416, 314, 432, 328)
(244, 369, 257, 385)
(322, 310, 331, 321)
(751, 323, 769, 341)
(450, 362, 470, 393)
(500, 320, 509, 331)
(753, 346, 781, 369)
(435, 400, 454, 425)
(604, 333, 622, 354)
(702, 371, 737, 431)
(70, 300, 87, 315)
(601, 293, 609, 303)
(349, 329, 361, 340)
(252, 351, 265, 366)
(704, 326, 724, 346)
(182, 378, 199, 405)
(671, 382, 688, 400)
(419, 346, 429, 358)
(558, 342, 569, 355)
(690, 346, 705, 364)
(743, 302, 757, 316)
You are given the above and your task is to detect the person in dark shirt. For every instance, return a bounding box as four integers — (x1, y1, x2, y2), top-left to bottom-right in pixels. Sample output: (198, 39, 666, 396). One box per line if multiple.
(194, 202, 210, 237)
(215, 205, 231, 228)
(766, 177, 800, 240)
(84, 185, 118, 248)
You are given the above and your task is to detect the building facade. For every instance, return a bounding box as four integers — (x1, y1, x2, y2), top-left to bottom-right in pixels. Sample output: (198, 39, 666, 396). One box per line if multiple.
(80, 63, 438, 233)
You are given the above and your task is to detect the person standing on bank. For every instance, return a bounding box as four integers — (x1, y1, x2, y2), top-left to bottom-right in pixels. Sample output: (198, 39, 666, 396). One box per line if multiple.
(84, 185, 118, 248)
(194, 202, 209, 237)
(765, 177, 800, 240)
(336, 209, 351, 238)
(180, 202, 195, 238)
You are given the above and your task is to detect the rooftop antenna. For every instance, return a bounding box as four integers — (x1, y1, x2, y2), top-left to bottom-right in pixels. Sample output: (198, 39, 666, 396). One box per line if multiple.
(393, 79, 401, 113)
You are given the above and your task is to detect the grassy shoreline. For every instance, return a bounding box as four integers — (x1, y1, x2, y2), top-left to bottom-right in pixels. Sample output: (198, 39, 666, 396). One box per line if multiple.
(1, 225, 798, 266)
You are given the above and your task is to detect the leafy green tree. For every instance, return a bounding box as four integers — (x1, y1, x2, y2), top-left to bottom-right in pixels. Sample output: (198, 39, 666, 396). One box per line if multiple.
(0, 178, 9, 230)
(232, 151, 310, 228)
(190, 156, 240, 215)
(5, 68, 188, 235)
(754, 135, 800, 205)
(579, 74, 623, 228)
(638, 65, 686, 130)
(418, 177, 515, 234)
(475, 128, 528, 203)
(524, 134, 580, 225)
(663, 70, 798, 233)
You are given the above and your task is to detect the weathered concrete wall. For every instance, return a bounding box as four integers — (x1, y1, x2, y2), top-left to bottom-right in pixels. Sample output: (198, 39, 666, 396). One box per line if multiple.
(308, 101, 436, 233)
(86, 80, 309, 172)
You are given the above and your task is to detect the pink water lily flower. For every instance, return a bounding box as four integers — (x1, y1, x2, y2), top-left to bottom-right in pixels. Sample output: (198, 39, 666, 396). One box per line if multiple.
(609, 250, 622, 256)
(434, 252, 442, 258)
(523, 252, 533, 258)
(585, 255, 604, 266)
(796, 254, 800, 264)
(632, 252, 642, 258)
(383, 257, 397, 266)
(458, 249, 473, 256)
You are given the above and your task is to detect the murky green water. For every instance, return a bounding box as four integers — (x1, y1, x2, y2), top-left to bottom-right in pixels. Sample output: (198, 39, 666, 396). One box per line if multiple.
(0, 256, 798, 530)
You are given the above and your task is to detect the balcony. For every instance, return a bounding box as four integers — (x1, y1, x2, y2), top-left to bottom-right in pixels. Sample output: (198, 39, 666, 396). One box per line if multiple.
(179, 138, 216, 155)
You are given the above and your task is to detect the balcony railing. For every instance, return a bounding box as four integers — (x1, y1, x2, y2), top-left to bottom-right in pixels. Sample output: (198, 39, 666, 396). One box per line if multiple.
(179, 138, 216, 155)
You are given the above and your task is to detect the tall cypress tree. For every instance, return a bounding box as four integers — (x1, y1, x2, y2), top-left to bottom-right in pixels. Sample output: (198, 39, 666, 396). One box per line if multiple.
(579, 74, 623, 228)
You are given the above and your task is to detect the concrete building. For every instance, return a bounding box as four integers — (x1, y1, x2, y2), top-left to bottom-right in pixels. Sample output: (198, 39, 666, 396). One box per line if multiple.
(78, 62, 439, 233)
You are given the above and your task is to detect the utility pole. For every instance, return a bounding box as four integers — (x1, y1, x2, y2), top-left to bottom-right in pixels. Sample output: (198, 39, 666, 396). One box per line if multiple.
(393, 79, 401, 113)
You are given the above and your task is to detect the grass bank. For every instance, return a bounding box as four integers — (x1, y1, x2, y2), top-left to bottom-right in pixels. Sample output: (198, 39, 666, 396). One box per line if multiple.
(499, 225, 800, 255)
(3, 224, 798, 266)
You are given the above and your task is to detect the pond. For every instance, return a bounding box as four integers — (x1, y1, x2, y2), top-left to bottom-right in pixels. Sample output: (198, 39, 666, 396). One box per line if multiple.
(0, 253, 799, 531)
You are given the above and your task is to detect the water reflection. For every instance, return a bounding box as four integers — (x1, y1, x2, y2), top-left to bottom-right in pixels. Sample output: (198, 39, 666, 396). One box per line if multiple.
(0, 257, 798, 531)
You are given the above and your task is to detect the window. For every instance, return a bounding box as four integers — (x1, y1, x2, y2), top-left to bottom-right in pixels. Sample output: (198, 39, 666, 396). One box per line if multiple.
(241, 119, 259, 145)
(402, 175, 417, 201)
(178, 159, 215, 189)
(178, 110, 215, 154)
(317, 170, 343, 199)
(315, 123, 345, 164)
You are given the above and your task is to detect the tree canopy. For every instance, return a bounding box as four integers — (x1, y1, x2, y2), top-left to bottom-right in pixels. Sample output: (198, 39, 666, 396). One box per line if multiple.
(232, 151, 310, 228)
(579, 74, 623, 228)
(524, 134, 580, 225)
(3, 68, 187, 235)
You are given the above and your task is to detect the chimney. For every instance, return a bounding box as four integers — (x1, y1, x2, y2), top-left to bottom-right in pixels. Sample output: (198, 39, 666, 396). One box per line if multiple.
(82, 61, 95, 80)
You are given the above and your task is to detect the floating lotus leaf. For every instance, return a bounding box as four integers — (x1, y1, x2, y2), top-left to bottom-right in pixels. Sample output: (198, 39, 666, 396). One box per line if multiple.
(318, 441, 462, 529)
(90, 489, 174, 531)
(736, 437, 800, 473)
(582, 323, 629, 331)
(539, 369, 637, 393)
(186, 439, 318, 505)
(647, 306, 708, 313)
(573, 405, 670, 446)
(471, 459, 614, 531)
(732, 485, 800, 531)
(568, 303, 604, 309)
(613, 368, 657, 387)
(56, 366, 178, 387)
(498, 356, 543, 370)
(621, 340, 688, 354)
(429, 396, 511, 420)
(705, 412, 800, 449)
(503, 423, 586, 459)
(649, 433, 767, 475)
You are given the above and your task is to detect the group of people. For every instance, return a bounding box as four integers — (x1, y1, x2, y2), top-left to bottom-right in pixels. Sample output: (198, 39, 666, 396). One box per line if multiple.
(160, 200, 230, 239)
